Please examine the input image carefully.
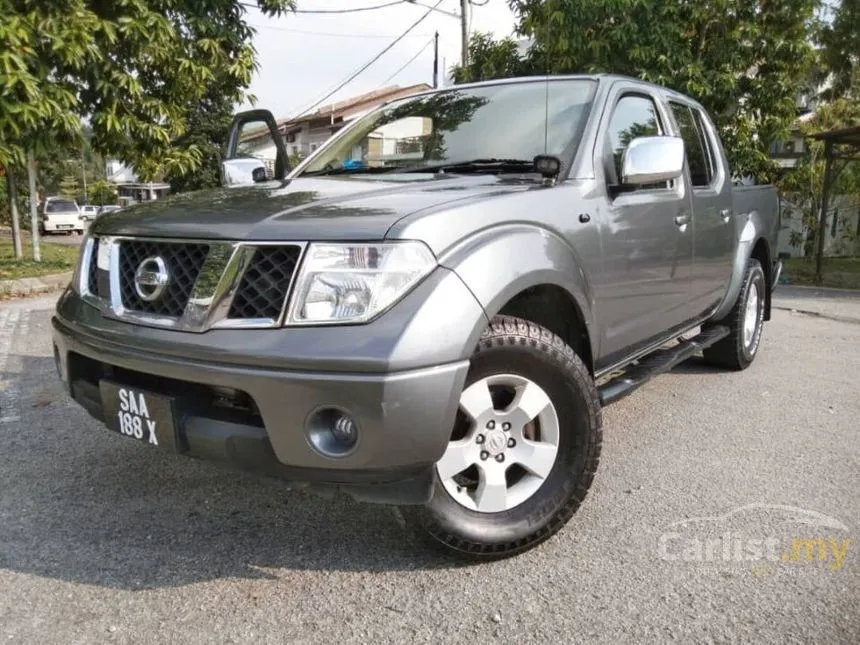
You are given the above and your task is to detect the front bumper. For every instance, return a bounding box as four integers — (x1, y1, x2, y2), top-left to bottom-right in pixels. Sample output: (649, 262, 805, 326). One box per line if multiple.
(51, 267, 486, 505)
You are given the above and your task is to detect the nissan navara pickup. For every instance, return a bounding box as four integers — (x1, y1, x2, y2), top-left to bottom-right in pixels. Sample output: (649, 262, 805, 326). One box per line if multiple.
(52, 75, 782, 558)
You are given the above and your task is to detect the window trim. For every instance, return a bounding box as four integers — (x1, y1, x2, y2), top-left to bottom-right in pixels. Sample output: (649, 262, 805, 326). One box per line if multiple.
(601, 90, 678, 195)
(668, 99, 723, 192)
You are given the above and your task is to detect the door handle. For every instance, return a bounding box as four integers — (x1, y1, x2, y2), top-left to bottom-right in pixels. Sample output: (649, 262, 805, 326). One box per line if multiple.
(674, 213, 691, 227)
(720, 208, 732, 223)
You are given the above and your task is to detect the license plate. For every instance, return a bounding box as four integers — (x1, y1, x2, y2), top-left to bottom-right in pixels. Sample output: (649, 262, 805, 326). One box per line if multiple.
(58, 224, 73, 229)
(99, 381, 177, 450)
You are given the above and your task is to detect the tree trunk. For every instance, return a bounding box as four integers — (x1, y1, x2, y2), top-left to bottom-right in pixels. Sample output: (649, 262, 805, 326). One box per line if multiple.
(5, 171, 23, 259)
(28, 151, 41, 262)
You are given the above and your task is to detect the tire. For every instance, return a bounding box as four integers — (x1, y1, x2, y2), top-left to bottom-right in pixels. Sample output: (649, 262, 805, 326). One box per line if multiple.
(702, 258, 766, 370)
(407, 315, 603, 559)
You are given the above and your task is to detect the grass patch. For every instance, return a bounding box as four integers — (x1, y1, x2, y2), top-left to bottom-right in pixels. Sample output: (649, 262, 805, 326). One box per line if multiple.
(783, 256, 860, 290)
(0, 240, 80, 280)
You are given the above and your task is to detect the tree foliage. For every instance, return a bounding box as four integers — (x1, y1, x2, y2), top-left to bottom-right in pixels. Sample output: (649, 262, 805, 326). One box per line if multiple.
(777, 96, 860, 254)
(165, 85, 235, 194)
(0, 0, 295, 182)
(451, 32, 532, 84)
(456, 0, 820, 182)
(816, 0, 859, 100)
(88, 179, 118, 205)
(58, 175, 81, 200)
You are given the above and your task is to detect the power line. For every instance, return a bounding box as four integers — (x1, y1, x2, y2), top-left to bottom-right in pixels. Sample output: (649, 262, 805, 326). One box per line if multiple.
(288, 0, 444, 119)
(379, 38, 434, 86)
(248, 22, 433, 39)
(240, 0, 408, 14)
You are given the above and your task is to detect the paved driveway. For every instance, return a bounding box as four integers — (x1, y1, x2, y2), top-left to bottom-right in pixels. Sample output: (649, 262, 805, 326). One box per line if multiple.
(0, 293, 857, 644)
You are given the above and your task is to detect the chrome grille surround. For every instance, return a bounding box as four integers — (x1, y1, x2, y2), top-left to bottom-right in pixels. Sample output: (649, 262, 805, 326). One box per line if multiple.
(78, 236, 308, 332)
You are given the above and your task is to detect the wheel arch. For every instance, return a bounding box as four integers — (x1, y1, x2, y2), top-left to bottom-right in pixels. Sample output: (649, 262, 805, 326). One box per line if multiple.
(712, 212, 773, 322)
(750, 236, 772, 321)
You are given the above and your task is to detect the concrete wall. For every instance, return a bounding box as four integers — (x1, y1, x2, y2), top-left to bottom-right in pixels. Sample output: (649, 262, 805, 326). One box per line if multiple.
(778, 194, 860, 258)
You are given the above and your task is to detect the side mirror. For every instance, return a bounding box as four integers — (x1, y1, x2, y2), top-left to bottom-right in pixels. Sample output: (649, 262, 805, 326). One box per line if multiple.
(222, 109, 290, 187)
(620, 136, 685, 185)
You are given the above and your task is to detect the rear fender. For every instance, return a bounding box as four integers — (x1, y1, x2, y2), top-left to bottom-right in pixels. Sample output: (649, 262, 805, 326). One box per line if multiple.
(711, 211, 768, 321)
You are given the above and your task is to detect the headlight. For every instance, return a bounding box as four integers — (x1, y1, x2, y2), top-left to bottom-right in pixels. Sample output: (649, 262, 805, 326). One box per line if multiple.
(286, 241, 437, 324)
(69, 228, 95, 295)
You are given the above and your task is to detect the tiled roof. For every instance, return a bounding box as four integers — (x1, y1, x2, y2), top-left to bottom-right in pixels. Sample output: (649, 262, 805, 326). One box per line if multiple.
(280, 83, 432, 127)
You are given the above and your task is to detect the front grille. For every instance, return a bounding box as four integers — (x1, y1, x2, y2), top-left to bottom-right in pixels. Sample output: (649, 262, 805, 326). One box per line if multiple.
(87, 236, 99, 295)
(118, 240, 209, 317)
(228, 245, 302, 319)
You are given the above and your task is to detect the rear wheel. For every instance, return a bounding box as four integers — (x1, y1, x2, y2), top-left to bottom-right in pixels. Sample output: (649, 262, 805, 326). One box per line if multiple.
(702, 258, 766, 370)
(408, 316, 602, 559)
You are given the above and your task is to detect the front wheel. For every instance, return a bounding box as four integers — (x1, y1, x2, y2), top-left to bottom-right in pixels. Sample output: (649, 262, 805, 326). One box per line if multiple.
(408, 316, 602, 559)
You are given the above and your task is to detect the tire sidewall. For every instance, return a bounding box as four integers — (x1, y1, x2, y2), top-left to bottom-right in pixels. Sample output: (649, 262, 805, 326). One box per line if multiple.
(738, 263, 766, 364)
(424, 336, 598, 547)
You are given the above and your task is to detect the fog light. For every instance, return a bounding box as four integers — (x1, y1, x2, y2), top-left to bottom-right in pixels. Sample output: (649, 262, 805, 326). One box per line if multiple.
(306, 407, 359, 457)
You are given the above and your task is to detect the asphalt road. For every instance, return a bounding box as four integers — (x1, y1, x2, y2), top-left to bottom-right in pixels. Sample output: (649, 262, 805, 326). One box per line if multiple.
(1, 294, 858, 644)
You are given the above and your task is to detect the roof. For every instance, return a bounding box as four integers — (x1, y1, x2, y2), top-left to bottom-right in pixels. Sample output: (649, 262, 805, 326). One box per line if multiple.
(808, 125, 860, 147)
(279, 83, 432, 128)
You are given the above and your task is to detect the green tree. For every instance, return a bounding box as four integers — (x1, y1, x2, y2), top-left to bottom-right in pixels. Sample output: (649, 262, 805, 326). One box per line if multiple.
(452, 32, 532, 84)
(58, 175, 81, 201)
(777, 96, 860, 256)
(816, 0, 859, 100)
(165, 86, 234, 194)
(88, 179, 117, 205)
(463, 0, 820, 182)
(0, 0, 295, 180)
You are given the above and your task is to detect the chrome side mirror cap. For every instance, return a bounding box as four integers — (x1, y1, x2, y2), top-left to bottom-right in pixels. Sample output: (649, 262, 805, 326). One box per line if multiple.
(621, 136, 685, 185)
(221, 158, 269, 187)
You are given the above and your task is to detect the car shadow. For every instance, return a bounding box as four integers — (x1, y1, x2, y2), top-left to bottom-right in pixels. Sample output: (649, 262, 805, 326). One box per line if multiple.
(0, 353, 464, 591)
(668, 355, 725, 375)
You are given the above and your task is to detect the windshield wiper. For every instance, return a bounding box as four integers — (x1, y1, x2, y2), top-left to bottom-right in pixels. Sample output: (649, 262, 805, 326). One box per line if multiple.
(393, 158, 537, 174)
(302, 158, 539, 177)
(301, 165, 392, 177)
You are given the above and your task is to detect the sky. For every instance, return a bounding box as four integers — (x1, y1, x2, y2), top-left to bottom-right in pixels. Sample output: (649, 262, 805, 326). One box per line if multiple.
(238, 0, 518, 120)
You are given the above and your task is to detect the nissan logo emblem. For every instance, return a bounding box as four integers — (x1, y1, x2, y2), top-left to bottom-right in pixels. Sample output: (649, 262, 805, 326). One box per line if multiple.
(134, 256, 169, 302)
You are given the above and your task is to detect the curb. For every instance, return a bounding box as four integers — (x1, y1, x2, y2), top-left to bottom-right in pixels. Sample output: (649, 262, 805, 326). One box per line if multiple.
(772, 305, 860, 325)
(0, 272, 72, 298)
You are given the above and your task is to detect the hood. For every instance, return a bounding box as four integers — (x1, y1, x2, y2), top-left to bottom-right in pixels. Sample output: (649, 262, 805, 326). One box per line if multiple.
(91, 175, 535, 242)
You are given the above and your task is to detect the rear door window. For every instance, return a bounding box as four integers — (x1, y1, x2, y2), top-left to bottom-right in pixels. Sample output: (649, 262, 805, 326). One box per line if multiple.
(669, 102, 714, 188)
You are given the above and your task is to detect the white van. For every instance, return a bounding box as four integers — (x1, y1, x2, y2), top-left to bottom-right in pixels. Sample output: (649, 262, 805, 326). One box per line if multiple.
(40, 197, 84, 235)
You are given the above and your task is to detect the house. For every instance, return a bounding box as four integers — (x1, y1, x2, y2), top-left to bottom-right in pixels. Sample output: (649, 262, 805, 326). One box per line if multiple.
(277, 84, 433, 159)
(105, 159, 170, 207)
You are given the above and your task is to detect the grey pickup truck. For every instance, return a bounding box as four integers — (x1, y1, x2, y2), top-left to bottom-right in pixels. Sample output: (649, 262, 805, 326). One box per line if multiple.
(52, 74, 781, 558)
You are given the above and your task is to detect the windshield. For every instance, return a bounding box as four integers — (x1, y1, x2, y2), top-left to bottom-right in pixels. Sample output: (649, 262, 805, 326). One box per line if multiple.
(298, 79, 597, 175)
(45, 200, 78, 212)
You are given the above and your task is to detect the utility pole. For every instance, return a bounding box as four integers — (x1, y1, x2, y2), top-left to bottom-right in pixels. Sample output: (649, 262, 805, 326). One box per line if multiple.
(460, 0, 469, 68)
(433, 31, 439, 88)
(406, 1, 469, 73)
(27, 151, 40, 262)
(81, 148, 87, 203)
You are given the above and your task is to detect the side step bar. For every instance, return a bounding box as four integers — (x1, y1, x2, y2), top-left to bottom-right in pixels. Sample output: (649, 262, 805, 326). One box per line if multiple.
(597, 325, 730, 407)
